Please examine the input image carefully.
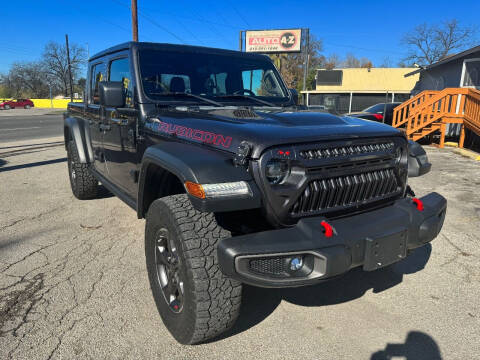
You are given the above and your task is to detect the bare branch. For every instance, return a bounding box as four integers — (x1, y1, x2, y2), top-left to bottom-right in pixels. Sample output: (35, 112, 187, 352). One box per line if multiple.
(401, 19, 477, 65)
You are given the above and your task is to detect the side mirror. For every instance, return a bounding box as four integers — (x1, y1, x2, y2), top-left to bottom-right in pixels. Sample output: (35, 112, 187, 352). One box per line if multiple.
(408, 140, 431, 177)
(99, 81, 125, 108)
(289, 88, 299, 105)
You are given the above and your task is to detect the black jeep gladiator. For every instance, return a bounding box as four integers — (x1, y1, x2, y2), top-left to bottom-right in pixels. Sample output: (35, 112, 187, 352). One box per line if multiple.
(64, 42, 446, 344)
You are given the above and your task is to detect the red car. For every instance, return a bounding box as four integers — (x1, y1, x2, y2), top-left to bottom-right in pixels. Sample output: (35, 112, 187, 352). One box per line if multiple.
(0, 99, 34, 110)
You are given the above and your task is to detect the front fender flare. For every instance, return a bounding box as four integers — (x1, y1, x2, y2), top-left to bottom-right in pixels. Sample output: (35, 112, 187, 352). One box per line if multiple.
(137, 142, 262, 216)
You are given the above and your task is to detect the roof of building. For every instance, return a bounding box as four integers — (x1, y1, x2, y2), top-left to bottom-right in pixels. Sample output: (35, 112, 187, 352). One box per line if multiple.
(404, 45, 480, 77)
(302, 67, 419, 94)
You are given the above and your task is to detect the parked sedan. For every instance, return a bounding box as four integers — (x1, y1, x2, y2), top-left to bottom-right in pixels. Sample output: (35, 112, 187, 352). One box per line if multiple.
(0, 98, 34, 110)
(347, 102, 401, 125)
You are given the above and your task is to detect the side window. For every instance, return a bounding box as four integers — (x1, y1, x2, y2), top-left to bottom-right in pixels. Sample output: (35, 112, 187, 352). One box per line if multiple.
(206, 72, 227, 95)
(109, 57, 133, 107)
(241, 69, 283, 97)
(90, 63, 105, 104)
(242, 70, 263, 95)
(142, 74, 191, 94)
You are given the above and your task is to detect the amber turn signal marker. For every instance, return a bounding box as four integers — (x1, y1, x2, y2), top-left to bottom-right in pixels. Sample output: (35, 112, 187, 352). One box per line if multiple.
(185, 181, 206, 199)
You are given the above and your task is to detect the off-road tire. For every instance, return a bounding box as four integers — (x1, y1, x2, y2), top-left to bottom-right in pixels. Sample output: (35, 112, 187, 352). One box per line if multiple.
(145, 194, 242, 344)
(67, 140, 98, 199)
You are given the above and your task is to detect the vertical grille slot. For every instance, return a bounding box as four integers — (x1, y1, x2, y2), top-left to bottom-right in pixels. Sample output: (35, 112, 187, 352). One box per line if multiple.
(291, 168, 399, 215)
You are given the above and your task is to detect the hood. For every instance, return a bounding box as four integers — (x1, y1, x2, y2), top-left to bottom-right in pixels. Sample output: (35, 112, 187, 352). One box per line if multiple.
(145, 107, 403, 158)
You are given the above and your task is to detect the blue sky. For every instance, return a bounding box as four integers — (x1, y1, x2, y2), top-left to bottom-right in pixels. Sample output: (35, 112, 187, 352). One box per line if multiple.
(1, 0, 479, 74)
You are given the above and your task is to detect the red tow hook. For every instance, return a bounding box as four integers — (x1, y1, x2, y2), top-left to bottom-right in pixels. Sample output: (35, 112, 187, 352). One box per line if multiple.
(412, 197, 424, 211)
(320, 221, 334, 238)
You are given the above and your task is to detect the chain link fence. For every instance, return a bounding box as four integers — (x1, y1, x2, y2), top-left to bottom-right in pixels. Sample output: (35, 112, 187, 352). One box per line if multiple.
(305, 92, 411, 114)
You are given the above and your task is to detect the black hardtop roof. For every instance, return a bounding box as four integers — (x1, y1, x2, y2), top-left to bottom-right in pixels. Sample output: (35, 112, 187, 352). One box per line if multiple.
(89, 41, 270, 62)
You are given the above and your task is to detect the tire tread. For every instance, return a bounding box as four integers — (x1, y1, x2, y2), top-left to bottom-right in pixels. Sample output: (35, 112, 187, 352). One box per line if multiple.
(67, 140, 98, 200)
(149, 194, 242, 344)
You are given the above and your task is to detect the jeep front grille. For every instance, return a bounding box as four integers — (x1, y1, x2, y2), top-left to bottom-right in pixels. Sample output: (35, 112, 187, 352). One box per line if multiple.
(299, 142, 395, 160)
(290, 168, 399, 215)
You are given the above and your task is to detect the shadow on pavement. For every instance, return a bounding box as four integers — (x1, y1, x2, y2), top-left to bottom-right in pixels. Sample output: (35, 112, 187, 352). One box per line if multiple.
(371, 331, 442, 360)
(0, 157, 67, 172)
(217, 244, 432, 341)
(0, 140, 64, 151)
(96, 185, 114, 199)
(0, 159, 6, 167)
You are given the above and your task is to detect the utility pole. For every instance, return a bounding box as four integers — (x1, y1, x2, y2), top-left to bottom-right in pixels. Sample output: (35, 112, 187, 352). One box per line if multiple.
(65, 34, 74, 102)
(302, 28, 310, 92)
(131, 0, 138, 41)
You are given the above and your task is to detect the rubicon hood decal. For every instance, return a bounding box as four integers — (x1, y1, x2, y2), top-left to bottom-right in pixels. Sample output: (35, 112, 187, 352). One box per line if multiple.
(145, 110, 404, 158)
(146, 118, 232, 148)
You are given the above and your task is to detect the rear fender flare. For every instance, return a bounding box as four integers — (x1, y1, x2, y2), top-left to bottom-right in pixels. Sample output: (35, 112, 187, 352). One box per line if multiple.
(64, 117, 94, 163)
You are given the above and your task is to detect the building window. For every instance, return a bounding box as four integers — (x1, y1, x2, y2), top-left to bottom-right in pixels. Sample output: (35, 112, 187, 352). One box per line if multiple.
(462, 60, 480, 88)
(316, 70, 343, 85)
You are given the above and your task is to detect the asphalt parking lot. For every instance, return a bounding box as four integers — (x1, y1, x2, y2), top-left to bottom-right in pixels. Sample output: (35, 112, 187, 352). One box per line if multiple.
(0, 109, 64, 143)
(0, 138, 479, 359)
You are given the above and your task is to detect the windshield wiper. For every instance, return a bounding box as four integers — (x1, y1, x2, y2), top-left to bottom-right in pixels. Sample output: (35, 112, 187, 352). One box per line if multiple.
(215, 94, 277, 107)
(150, 92, 223, 107)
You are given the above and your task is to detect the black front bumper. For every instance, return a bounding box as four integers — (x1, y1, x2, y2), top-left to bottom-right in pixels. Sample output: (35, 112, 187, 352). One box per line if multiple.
(218, 192, 446, 288)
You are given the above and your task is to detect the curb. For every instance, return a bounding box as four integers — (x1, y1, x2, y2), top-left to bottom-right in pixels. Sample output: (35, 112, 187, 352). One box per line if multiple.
(452, 148, 480, 161)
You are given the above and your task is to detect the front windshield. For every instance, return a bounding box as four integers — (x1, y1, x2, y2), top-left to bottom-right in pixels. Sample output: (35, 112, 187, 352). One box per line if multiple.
(139, 49, 290, 106)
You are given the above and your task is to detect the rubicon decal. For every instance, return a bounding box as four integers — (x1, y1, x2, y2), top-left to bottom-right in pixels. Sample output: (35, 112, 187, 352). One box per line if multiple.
(146, 119, 232, 148)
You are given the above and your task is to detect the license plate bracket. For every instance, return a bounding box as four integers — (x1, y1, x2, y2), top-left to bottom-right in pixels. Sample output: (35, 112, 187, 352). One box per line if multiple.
(363, 230, 408, 271)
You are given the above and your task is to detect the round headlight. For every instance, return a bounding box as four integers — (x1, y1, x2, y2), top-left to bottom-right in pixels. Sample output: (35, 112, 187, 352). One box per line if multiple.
(266, 159, 289, 184)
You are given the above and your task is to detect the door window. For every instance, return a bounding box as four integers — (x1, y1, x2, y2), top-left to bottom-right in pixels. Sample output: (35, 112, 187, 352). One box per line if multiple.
(109, 57, 133, 107)
(241, 69, 284, 97)
(90, 63, 105, 104)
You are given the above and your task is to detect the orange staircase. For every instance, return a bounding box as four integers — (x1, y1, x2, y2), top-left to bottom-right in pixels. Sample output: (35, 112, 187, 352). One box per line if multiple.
(392, 88, 480, 148)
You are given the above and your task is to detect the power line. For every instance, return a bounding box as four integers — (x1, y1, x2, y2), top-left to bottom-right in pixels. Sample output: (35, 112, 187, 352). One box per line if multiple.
(99, 18, 156, 42)
(323, 41, 408, 56)
(109, 0, 186, 43)
(140, 6, 241, 30)
(226, 1, 251, 28)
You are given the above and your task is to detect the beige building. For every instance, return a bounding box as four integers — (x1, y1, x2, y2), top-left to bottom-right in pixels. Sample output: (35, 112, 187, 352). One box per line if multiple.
(302, 67, 420, 113)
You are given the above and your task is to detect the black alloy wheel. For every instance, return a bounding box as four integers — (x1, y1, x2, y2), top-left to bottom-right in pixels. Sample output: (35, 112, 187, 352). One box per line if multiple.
(154, 228, 184, 313)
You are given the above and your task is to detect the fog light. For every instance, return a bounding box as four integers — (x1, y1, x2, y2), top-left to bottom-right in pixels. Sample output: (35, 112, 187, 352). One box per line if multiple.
(289, 256, 303, 271)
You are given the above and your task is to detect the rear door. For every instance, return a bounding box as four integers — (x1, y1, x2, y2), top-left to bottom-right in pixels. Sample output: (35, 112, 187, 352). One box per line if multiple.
(102, 55, 139, 197)
(86, 61, 107, 176)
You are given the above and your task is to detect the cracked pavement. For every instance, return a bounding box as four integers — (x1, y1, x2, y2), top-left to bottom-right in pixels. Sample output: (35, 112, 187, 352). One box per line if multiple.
(0, 138, 479, 359)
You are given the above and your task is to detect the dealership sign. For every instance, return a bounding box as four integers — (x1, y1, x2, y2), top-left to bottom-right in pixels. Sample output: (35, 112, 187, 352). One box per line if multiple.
(245, 29, 302, 53)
